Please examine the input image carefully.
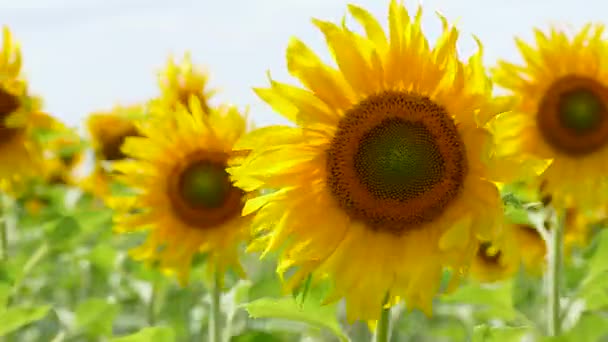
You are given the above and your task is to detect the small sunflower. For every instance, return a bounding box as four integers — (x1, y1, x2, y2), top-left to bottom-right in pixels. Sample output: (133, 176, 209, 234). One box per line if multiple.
(0, 26, 50, 188)
(469, 230, 520, 283)
(494, 24, 608, 211)
(228, 1, 523, 321)
(42, 121, 85, 185)
(514, 208, 589, 274)
(110, 97, 251, 285)
(83, 105, 144, 198)
(86, 105, 143, 162)
(155, 53, 216, 114)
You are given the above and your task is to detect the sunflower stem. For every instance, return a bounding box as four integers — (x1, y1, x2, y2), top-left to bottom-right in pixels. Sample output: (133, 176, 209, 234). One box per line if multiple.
(374, 298, 391, 342)
(547, 207, 564, 337)
(148, 277, 160, 326)
(209, 270, 223, 342)
(0, 193, 8, 261)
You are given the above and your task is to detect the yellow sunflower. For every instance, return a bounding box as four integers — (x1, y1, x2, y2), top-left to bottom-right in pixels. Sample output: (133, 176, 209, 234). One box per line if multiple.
(155, 53, 216, 114)
(86, 105, 143, 162)
(228, 1, 524, 321)
(0, 26, 50, 188)
(514, 208, 589, 274)
(469, 229, 520, 283)
(42, 122, 85, 185)
(110, 97, 251, 285)
(494, 24, 608, 211)
(83, 105, 144, 198)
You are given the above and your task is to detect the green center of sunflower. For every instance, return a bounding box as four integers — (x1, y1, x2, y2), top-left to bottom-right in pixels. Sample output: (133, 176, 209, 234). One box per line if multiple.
(0, 87, 20, 144)
(355, 118, 444, 200)
(178, 161, 231, 209)
(559, 88, 603, 133)
(478, 242, 501, 264)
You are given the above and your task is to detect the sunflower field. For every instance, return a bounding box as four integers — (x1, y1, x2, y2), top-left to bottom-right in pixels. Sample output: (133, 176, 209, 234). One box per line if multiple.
(3, 1, 608, 341)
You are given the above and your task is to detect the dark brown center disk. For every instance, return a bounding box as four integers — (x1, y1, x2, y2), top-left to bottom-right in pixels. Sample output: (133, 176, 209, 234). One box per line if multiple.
(101, 127, 140, 161)
(168, 151, 244, 229)
(0, 87, 21, 145)
(477, 241, 501, 265)
(537, 75, 608, 156)
(326, 91, 467, 234)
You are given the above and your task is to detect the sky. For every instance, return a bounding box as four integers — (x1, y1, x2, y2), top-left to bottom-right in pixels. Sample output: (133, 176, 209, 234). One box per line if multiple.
(1, 0, 606, 129)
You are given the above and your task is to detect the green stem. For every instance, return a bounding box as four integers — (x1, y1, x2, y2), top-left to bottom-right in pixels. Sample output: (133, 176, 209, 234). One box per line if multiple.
(547, 208, 564, 337)
(148, 278, 160, 326)
(374, 301, 391, 342)
(0, 194, 8, 261)
(209, 271, 222, 342)
(9, 243, 48, 306)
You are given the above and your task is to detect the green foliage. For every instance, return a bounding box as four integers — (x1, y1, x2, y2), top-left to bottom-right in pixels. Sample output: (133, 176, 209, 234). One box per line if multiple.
(75, 298, 119, 337)
(2, 172, 608, 342)
(0, 305, 50, 336)
(243, 285, 348, 341)
(111, 326, 175, 342)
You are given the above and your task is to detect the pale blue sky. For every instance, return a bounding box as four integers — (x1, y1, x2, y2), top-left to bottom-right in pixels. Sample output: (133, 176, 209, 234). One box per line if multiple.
(1, 0, 605, 129)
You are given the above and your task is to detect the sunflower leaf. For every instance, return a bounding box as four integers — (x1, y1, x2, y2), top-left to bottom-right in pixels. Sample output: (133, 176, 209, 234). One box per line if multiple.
(472, 324, 534, 342)
(441, 281, 520, 321)
(242, 295, 348, 342)
(110, 326, 175, 342)
(75, 298, 118, 337)
(0, 305, 51, 336)
(542, 312, 608, 342)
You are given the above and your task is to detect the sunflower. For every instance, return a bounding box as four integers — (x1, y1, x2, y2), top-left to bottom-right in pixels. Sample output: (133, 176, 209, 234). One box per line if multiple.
(494, 24, 608, 211)
(86, 105, 143, 162)
(514, 208, 589, 274)
(0, 26, 50, 188)
(228, 1, 524, 321)
(42, 121, 85, 185)
(155, 53, 216, 114)
(110, 97, 251, 285)
(469, 230, 520, 283)
(83, 105, 144, 198)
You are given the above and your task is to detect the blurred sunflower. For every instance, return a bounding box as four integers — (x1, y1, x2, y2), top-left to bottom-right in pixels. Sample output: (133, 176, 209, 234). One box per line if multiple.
(155, 53, 216, 114)
(110, 97, 251, 284)
(514, 208, 589, 274)
(0, 26, 51, 189)
(228, 1, 524, 321)
(82, 104, 144, 198)
(494, 24, 608, 211)
(43, 122, 85, 185)
(469, 230, 520, 283)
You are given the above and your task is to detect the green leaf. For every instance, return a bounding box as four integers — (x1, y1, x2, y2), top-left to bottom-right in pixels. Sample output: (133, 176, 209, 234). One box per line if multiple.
(111, 326, 175, 342)
(231, 331, 288, 342)
(45, 216, 81, 246)
(543, 313, 608, 342)
(75, 298, 118, 337)
(243, 295, 348, 342)
(88, 244, 117, 274)
(583, 229, 608, 281)
(442, 281, 519, 321)
(473, 325, 533, 342)
(0, 282, 10, 311)
(0, 305, 51, 336)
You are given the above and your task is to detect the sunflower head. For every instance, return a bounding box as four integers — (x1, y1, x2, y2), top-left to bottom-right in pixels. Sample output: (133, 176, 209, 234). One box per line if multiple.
(228, 1, 527, 322)
(494, 24, 608, 211)
(0, 26, 50, 188)
(111, 97, 251, 285)
(469, 230, 520, 283)
(513, 208, 588, 274)
(42, 123, 86, 185)
(156, 53, 216, 114)
(86, 105, 143, 162)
